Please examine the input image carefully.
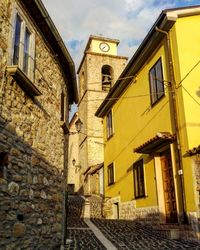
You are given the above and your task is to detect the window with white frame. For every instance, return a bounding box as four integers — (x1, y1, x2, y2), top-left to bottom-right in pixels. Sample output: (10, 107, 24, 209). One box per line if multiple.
(12, 11, 35, 80)
(106, 110, 113, 139)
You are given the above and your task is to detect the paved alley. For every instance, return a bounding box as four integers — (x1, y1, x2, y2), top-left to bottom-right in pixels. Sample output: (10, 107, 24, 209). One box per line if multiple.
(65, 196, 200, 250)
(65, 196, 107, 249)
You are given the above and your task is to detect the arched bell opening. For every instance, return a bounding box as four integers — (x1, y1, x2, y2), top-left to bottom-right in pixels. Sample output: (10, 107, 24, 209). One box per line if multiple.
(102, 65, 113, 92)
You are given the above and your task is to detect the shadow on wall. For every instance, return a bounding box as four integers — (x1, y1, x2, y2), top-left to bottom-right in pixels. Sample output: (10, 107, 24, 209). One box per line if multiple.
(0, 117, 64, 250)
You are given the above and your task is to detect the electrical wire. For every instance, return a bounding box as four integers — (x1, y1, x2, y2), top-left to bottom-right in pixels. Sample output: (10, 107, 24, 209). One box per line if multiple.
(79, 90, 172, 102)
(182, 86, 200, 107)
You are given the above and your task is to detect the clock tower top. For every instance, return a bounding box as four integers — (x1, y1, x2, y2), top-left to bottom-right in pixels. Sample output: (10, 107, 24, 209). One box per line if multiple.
(87, 35, 119, 55)
(77, 35, 121, 74)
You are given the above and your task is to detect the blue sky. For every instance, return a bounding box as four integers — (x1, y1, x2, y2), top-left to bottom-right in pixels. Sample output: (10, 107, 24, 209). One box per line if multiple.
(42, 0, 200, 118)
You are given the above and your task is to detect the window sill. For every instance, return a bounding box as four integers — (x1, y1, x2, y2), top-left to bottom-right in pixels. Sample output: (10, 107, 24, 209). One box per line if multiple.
(6, 66, 42, 98)
(108, 182, 115, 186)
(107, 133, 114, 141)
(151, 94, 165, 108)
(133, 195, 148, 200)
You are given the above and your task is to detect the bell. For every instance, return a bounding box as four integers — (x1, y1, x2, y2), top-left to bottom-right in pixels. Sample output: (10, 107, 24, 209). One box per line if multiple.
(102, 75, 110, 84)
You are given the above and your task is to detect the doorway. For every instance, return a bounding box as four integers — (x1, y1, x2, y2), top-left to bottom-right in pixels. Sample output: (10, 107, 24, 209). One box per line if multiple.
(113, 202, 119, 219)
(160, 149, 178, 223)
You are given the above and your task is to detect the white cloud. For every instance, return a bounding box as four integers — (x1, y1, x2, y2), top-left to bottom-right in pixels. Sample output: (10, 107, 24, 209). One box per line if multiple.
(42, 0, 194, 68)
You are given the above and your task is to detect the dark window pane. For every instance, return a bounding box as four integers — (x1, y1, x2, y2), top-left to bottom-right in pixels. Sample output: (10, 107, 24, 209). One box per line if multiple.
(133, 160, 145, 198)
(23, 28, 30, 74)
(107, 111, 113, 138)
(155, 60, 164, 99)
(108, 163, 114, 185)
(61, 91, 65, 121)
(13, 15, 22, 65)
(149, 68, 157, 104)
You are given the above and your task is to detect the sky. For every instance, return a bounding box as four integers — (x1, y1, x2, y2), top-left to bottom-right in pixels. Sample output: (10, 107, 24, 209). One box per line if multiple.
(42, 0, 200, 117)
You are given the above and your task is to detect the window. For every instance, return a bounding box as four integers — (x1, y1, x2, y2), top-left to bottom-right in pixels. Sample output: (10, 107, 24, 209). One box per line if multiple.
(108, 163, 114, 185)
(149, 58, 164, 105)
(61, 91, 65, 121)
(0, 152, 8, 179)
(106, 110, 113, 139)
(133, 159, 145, 198)
(12, 12, 35, 80)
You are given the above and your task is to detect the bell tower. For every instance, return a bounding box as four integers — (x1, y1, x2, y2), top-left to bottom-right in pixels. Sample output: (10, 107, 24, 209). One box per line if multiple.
(77, 35, 128, 195)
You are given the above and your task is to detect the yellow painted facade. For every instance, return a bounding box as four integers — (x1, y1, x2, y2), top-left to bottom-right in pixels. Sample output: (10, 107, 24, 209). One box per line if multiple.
(96, 7, 200, 236)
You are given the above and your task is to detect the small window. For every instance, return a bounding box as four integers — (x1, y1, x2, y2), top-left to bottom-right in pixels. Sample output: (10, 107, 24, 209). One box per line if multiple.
(106, 110, 113, 139)
(108, 163, 114, 185)
(0, 152, 8, 179)
(61, 91, 65, 121)
(133, 159, 145, 198)
(149, 58, 164, 105)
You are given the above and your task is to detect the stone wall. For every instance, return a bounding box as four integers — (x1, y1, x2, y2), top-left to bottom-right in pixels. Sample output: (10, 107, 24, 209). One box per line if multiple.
(192, 155, 200, 239)
(89, 195, 103, 218)
(0, 1, 70, 248)
(0, 118, 63, 249)
(68, 113, 80, 193)
(103, 197, 160, 225)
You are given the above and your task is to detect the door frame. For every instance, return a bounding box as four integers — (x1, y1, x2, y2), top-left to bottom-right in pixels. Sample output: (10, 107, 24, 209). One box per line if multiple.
(154, 145, 179, 224)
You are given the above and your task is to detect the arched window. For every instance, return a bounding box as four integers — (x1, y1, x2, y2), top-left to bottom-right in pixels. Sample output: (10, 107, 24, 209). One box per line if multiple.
(102, 65, 113, 92)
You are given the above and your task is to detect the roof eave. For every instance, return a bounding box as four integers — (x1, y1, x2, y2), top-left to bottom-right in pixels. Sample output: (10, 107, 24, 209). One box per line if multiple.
(20, 0, 78, 104)
(95, 12, 177, 118)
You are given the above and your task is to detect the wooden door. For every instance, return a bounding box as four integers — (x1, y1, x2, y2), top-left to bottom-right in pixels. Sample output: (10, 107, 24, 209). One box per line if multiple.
(161, 150, 178, 223)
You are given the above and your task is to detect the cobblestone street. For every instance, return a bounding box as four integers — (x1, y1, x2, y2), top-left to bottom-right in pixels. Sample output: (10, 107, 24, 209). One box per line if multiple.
(65, 196, 200, 250)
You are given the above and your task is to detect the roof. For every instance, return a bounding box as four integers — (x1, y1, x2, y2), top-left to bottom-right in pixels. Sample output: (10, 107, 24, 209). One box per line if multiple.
(96, 5, 200, 117)
(20, 0, 78, 104)
(83, 163, 104, 176)
(187, 145, 200, 156)
(90, 163, 104, 175)
(77, 35, 121, 74)
(134, 132, 176, 154)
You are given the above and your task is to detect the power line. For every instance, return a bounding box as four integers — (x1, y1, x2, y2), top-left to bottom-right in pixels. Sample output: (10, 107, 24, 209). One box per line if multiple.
(87, 75, 136, 85)
(182, 86, 200, 107)
(80, 90, 172, 102)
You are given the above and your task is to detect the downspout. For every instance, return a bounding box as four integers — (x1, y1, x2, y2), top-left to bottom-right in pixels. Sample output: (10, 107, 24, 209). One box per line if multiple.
(62, 131, 68, 247)
(155, 27, 188, 224)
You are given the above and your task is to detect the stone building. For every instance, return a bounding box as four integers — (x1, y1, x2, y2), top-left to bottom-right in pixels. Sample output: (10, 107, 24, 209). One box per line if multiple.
(68, 112, 80, 194)
(0, 0, 77, 249)
(77, 35, 128, 195)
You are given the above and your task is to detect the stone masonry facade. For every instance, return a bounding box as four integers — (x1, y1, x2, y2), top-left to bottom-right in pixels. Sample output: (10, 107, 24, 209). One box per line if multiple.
(78, 42, 127, 195)
(103, 197, 160, 225)
(0, 1, 75, 249)
(192, 155, 200, 239)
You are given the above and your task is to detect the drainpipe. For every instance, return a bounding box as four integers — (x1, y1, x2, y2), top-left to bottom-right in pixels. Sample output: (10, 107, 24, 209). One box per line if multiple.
(155, 27, 188, 224)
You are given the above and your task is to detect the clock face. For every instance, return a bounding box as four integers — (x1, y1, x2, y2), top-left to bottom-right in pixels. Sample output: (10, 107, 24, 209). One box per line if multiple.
(99, 42, 110, 52)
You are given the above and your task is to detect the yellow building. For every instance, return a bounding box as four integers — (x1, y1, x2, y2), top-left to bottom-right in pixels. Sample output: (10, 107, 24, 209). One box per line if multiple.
(96, 6, 200, 239)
